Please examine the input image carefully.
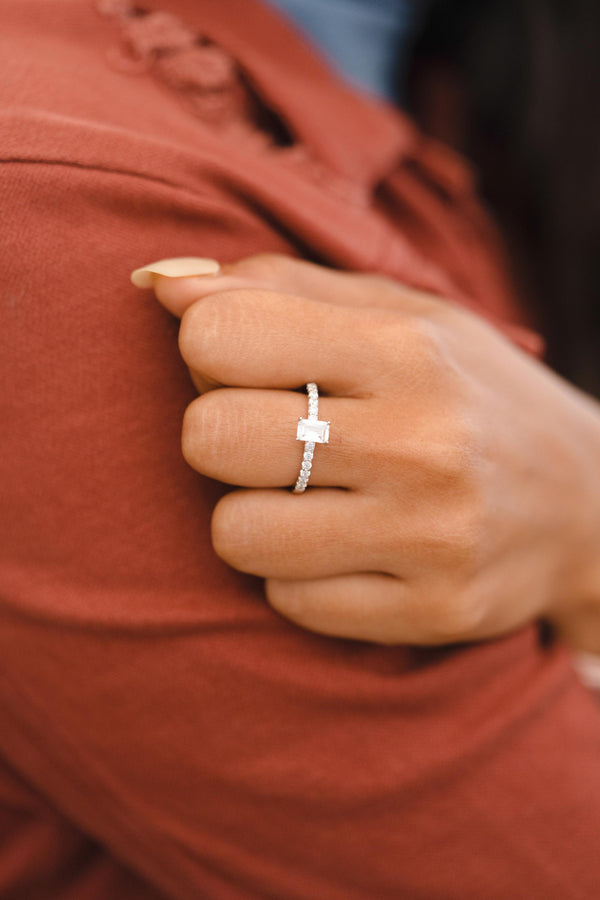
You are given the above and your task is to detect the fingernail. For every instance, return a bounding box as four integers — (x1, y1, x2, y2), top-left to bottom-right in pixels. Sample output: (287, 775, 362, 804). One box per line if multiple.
(130, 257, 220, 288)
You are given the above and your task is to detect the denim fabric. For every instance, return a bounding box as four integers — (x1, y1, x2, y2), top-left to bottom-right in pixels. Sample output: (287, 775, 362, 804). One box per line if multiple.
(264, 0, 427, 102)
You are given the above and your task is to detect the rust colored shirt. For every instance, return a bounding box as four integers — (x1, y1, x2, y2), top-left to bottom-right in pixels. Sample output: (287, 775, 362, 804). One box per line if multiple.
(1, 1, 599, 898)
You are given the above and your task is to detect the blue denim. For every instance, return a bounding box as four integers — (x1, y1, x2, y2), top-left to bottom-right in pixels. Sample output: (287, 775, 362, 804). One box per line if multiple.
(263, 0, 427, 103)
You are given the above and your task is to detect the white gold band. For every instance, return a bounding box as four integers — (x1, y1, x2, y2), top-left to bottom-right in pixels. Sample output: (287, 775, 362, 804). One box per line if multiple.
(293, 382, 330, 493)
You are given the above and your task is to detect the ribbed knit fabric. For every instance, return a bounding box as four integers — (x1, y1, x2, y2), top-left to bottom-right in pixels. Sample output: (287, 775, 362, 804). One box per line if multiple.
(1, 2, 599, 898)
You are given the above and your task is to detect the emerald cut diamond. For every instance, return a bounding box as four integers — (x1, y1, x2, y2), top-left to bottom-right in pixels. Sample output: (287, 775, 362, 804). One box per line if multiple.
(297, 417, 330, 444)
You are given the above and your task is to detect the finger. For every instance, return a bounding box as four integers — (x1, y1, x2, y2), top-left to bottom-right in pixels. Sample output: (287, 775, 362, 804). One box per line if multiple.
(211, 489, 380, 580)
(265, 573, 481, 646)
(265, 573, 414, 644)
(183, 389, 365, 489)
(177, 288, 402, 396)
(136, 253, 441, 318)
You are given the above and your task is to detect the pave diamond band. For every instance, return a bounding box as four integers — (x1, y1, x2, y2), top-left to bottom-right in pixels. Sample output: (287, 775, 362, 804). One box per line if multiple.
(293, 382, 330, 493)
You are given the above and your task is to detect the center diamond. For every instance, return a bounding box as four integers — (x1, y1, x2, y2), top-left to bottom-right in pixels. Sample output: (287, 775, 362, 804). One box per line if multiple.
(297, 417, 330, 444)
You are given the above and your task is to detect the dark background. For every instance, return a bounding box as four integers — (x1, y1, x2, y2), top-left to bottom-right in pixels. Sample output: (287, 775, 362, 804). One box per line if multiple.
(406, 0, 600, 396)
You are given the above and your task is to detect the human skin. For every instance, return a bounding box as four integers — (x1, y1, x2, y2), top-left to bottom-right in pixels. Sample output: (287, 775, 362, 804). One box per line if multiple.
(131, 253, 600, 651)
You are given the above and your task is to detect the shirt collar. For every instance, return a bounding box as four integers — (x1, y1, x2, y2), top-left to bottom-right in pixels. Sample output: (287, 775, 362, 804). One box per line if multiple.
(142, 0, 416, 186)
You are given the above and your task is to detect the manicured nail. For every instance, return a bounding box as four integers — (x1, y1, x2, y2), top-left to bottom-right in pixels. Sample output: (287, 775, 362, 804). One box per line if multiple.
(130, 257, 220, 288)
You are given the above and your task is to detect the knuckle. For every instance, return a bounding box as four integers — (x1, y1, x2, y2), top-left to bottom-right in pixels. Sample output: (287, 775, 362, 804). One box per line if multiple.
(440, 508, 482, 575)
(402, 316, 447, 378)
(181, 396, 207, 468)
(234, 252, 290, 282)
(424, 484, 484, 577)
(374, 406, 482, 504)
(179, 297, 218, 371)
(210, 493, 253, 568)
(211, 494, 282, 575)
(179, 292, 264, 382)
(181, 390, 229, 471)
(370, 315, 446, 389)
(411, 506, 485, 643)
(425, 414, 482, 486)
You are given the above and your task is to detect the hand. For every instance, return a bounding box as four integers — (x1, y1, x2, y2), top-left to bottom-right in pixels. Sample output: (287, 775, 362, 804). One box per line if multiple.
(132, 254, 600, 648)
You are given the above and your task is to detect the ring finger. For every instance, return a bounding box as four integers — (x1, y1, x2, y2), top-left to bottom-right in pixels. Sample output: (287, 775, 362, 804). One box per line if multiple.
(182, 387, 368, 489)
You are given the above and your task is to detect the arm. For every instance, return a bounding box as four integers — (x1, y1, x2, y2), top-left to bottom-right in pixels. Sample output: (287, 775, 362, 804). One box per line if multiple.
(0, 160, 289, 899)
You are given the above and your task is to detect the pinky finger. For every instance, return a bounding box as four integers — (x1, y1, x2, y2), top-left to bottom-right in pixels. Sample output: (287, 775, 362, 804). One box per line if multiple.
(265, 573, 486, 646)
(264, 573, 418, 645)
